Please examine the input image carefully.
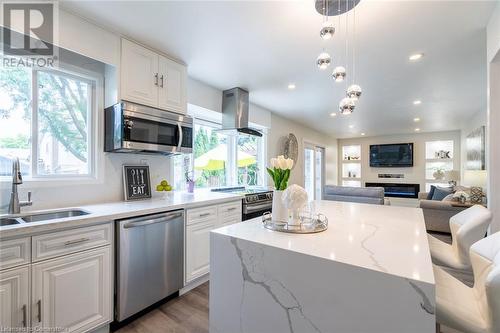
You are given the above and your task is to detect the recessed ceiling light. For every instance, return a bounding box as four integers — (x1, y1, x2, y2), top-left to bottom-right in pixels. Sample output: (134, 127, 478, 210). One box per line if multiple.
(287, 83, 296, 90)
(413, 117, 420, 122)
(415, 128, 421, 132)
(330, 112, 337, 117)
(409, 53, 424, 61)
(349, 125, 354, 129)
(413, 100, 422, 105)
(361, 133, 365, 136)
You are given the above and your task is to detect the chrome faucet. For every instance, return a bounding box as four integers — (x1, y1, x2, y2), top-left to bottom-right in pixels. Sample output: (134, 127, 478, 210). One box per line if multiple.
(8, 158, 32, 214)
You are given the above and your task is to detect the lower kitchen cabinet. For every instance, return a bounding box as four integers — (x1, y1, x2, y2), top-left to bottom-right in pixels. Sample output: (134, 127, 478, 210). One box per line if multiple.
(185, 201, 242, 284)
(32, 246, 112, 333)
(0, 266, 30, 329)
(185, 220, 215, 283)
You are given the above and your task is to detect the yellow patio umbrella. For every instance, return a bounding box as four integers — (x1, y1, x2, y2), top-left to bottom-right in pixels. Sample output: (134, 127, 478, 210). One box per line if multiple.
(194, 144, 256, 171)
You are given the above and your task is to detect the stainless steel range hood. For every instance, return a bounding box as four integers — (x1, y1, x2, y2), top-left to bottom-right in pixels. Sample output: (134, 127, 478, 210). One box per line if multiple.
(221, 87, 262, 137)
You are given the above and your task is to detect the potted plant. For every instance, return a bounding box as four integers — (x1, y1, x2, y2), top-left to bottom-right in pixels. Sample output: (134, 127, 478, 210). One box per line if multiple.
(267, 155, 294, 222)
(185, 171, 195, 193)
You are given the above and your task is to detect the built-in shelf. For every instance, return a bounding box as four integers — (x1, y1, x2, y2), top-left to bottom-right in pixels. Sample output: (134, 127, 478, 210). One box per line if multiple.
(341, 144, 362, 187)
(425, 140, 456, 191)
(342, 160, 361, 163)
(425, 158, 453, 163)
(343, 177, 361, 180)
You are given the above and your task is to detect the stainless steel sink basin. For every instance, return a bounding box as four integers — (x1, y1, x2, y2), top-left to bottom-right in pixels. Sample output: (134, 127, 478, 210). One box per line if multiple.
(20, 209, 90, 223)
(0, 217, 21, 226)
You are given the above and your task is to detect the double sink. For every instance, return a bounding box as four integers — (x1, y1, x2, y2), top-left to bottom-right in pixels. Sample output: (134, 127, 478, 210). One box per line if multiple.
(0, 209, 90, 226)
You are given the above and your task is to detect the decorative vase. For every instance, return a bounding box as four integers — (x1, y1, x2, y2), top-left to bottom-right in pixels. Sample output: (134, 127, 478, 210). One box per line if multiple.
(186, 180, 195, 193)
(272, 190, 288, 222)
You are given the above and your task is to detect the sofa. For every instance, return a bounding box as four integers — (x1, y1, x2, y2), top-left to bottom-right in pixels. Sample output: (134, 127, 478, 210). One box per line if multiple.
(418, 192, 467, 233)
(324, 185, 387, 205)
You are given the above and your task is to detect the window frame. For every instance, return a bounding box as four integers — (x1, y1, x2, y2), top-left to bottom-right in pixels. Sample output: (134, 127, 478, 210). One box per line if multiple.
(0, 65, 101, 184)
(172, 113, 267, 189)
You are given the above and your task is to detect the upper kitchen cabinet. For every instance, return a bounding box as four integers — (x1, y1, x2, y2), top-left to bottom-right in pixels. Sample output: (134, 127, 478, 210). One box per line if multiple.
(121, 38, 187, 114)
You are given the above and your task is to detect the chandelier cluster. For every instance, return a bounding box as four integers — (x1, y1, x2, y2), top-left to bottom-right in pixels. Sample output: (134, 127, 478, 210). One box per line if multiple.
(315, 0, 362, 115)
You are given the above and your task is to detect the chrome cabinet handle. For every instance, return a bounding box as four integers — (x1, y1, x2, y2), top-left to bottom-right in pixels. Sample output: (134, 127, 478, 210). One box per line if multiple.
(177, 123, 183, 151)
(37, 300, 41, 322)
(64, 238, 90, 246)
(123, 212, 183, 229)
(160, 75, 164, 88)
(154, 73, 159, 86)
(199, 213, 211, 218)
(22, 304, 27, 327)
(228, 207, 237, 211)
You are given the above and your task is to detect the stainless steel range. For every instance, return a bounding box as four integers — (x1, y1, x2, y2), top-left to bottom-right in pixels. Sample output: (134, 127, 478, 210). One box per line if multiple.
(212, 187, 273, 220)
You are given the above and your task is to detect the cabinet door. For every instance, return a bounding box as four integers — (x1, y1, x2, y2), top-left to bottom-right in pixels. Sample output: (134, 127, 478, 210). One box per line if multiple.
(158, 55, 187, 114)
(121, 39, 159, 107)
(32, 247, 112, 333)
(185, 219, 216, 283)
(0, 266, 29, 329)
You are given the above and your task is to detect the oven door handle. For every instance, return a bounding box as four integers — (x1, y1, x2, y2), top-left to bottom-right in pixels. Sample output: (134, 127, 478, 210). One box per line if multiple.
(177, 124, 183, 151)
(244, 202, 272, 214)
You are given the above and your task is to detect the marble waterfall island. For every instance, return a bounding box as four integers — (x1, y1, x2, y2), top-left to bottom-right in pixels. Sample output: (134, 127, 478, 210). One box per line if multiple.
(209, 200, 435, 333)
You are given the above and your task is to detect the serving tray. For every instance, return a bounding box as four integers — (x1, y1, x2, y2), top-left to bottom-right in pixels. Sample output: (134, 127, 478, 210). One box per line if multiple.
(262, 212, 328, 234)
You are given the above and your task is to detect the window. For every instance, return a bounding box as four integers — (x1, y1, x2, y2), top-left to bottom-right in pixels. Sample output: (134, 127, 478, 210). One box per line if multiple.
(304, 144, 325, 200)
(0, 66, 95, 178)
(171, 117, 266, 190)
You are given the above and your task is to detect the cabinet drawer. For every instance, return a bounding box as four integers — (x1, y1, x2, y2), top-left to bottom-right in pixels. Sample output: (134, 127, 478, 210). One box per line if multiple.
(218, 201, 242, 219)
(220, 215, 242, 227)
(0, 237, 30, 270)
(32, 223, 113, 262)
(186, 206, 217, 225)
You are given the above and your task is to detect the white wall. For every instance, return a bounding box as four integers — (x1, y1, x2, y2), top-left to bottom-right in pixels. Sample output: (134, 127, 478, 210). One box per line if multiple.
(487, 3, 500, 232)
(460, 110, 487, 181)
(337, 131, 461, 194)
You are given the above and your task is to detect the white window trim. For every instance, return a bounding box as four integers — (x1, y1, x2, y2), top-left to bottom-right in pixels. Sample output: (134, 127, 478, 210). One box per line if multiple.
(0, 64, 104, 187)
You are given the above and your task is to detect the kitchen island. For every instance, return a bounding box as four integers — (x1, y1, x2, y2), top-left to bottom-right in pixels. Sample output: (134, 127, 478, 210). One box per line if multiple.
(209, 200, 435, 333)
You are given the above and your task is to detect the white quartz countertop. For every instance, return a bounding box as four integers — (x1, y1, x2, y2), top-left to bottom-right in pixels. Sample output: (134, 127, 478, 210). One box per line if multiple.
(0, 190, 242, 239)
(212, 200, 434, 285)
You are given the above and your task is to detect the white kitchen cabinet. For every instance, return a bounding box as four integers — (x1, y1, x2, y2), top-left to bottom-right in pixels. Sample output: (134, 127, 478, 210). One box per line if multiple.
(120, 39, 159, 107)
(185, 219, 216, 283)
(158, 55, 187, 114)
(0, 266, 30, 329)
(32, 246, 112, 333)
(121, 38, 187, 114)
(185, 201, 242, 284)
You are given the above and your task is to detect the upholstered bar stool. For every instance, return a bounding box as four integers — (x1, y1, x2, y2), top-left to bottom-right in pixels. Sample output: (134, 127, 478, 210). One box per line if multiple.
(427, 205, 492, 271)
(434, 231, 500, 333)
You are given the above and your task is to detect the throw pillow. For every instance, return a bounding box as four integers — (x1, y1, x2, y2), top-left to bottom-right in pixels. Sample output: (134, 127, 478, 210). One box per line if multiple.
(431, 186, 454, 201)
(442, 193, 455, 202)
(426, 185, 437, 200)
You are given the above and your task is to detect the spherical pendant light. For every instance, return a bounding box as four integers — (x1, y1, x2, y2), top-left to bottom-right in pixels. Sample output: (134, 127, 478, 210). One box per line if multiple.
(339, 97, 356, 115)
(332, 66, 346, 82)
(320, 21, 335, 40)
(316, 52, 332, 70)
(346, 84, 362, 100)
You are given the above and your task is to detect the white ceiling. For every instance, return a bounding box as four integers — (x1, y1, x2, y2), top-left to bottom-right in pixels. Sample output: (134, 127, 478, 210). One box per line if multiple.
(61, 0, 495, 138)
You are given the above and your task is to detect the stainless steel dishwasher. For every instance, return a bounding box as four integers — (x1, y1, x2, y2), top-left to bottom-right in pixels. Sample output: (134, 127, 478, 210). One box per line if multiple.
(116, 210, 184, 322)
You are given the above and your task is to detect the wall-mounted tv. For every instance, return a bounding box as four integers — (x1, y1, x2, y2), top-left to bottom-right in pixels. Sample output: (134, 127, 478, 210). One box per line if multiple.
(369, 143, 414, 167)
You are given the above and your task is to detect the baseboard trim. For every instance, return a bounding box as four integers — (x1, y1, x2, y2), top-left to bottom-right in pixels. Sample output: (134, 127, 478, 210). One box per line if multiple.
(181, 274, 209, 295)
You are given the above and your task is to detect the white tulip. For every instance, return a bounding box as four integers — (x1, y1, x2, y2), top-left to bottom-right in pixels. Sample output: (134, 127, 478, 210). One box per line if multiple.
(285, 159, 294, 170)
(278, 157, 288, 169)
(270, 158, 278, 168)
(278, 155, 285, 160)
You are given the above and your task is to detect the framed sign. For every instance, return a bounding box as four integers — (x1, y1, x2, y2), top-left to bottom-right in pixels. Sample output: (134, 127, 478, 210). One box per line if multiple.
(123, 165, 151, 201)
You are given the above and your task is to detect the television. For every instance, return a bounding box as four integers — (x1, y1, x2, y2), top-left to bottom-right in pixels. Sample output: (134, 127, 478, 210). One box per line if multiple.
(369, 143, 414, 167)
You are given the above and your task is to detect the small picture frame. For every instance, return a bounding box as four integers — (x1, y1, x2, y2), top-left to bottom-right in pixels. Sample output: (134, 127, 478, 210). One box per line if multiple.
(123, 165, 152, 201)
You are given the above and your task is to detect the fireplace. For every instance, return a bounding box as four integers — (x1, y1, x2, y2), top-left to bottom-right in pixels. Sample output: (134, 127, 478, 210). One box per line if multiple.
(365, 182, 420, 199)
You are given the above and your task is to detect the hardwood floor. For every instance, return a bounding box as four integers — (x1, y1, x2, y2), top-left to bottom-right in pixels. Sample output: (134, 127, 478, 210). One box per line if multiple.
(116, 283, 209, 333)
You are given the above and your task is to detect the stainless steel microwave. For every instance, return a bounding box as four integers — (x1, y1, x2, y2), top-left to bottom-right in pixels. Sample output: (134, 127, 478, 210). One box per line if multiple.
(104, 101, 193, 155)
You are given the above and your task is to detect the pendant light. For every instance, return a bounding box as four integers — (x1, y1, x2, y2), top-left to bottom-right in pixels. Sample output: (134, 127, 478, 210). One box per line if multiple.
(319, 0, 335, 40)
(332, 0, 346, 82)
(341, 0, 356, 114)
(346, 0, 362, 100)
(339, 96, 355, 115)
(317, 51, 332, 70)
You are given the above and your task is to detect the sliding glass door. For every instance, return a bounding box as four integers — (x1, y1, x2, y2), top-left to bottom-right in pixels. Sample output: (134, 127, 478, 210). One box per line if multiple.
(304, 143, 325, 201)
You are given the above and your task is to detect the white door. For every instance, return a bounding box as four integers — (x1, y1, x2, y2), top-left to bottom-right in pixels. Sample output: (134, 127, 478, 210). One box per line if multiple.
(158, 55, 187, 114)
(185, 219, 216, 283)
(304, 144, 325, 200)
(0, 267, 29, 329)
(121, 39, 159, 107)
(32, 247, 112, 333)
